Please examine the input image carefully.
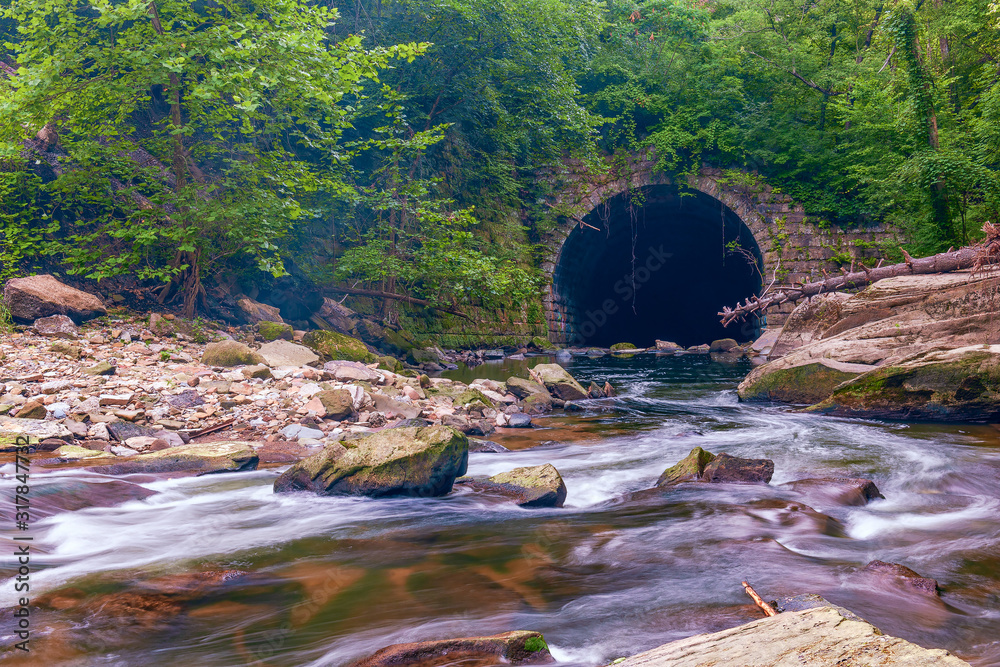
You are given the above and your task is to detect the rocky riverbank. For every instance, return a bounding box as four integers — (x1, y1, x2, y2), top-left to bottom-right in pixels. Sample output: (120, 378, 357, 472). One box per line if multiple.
(739, 270, 1000, 421)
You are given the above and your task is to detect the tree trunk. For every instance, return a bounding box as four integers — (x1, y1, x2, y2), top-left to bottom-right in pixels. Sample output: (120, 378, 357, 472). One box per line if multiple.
(148, 1, 202, 317)
(720, 246, 986, 326)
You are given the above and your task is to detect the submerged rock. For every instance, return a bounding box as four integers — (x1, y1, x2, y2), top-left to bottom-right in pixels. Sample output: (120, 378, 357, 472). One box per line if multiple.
(529, 363, 588, 401)
(89, 442, 259, 476)
(273, 425, 468, 497)
(3, 274, 106, 322)
(807, 345, 1000, 422)
(780, 477, 884, 506)
(612, 605, 968, 666)
(346, 630, 553, 667)
(656, 447, 774, 487)
(862, 560, 939, 596)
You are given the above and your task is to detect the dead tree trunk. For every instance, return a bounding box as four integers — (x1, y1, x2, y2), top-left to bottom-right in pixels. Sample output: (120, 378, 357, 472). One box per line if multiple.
(719, 246, 984, 326)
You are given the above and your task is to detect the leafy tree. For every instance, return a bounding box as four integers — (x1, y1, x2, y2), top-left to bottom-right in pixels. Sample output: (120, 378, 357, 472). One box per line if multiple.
(0, 0, 423, 316)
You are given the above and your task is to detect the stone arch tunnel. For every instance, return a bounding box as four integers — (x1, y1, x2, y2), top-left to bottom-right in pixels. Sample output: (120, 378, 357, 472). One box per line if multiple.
(550, 186, 765, 348)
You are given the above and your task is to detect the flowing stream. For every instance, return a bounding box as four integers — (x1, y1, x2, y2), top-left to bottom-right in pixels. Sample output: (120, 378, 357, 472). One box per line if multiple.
(4, 355, 1000, 666)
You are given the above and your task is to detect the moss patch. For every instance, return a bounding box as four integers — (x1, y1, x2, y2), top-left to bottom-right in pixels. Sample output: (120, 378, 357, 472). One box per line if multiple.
(302, 330, 374, 363)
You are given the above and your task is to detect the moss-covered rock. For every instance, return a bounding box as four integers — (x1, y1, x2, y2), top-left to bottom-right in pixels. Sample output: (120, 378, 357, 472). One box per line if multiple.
(529, 363, 588, 401)
(463, 463, 567, 508)
(656, 447, 774, 487)
(657, 446, 715, 486)
(381, 328, 415, 355)
(738, 359, 871, 404)
(530, 336, 550, 350)
(315, 389, 354, 420)
(302, 330, 374, 363)
(454, 388, 495, 410)
(407, 347, 444, 365)
(611, 342, 638, 351)
(710, 338, 740, 353)
(376, 355, 403, 372)
(89, 442, 259, 476)
(273, 425, 469, 497)
(520, 393, 553, 415)
(54, 444, 109, 460)
(807, 345, 1000, 422)
(258, 321, 293, 341)
(202, 340, 265, 367)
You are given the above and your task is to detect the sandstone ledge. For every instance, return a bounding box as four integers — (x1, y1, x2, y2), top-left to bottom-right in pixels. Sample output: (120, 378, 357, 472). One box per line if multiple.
(612, 605, 969, 667)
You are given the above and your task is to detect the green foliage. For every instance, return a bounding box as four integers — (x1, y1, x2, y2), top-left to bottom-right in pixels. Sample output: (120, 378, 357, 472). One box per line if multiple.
(0, 0, 422, 301)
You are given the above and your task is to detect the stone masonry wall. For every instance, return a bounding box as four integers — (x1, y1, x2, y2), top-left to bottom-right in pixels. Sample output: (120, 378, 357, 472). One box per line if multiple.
(535, 151, 900, 343)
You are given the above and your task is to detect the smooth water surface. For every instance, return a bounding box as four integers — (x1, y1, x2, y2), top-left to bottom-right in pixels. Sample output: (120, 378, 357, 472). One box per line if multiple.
(3, 355, 1000, 666)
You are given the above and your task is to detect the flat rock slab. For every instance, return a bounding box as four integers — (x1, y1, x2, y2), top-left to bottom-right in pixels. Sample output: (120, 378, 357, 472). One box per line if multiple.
(0, 417, 72, 449)
(258, 340, 320, 368)
(89, 441, 259, 476)
(613, 605, 969, 666)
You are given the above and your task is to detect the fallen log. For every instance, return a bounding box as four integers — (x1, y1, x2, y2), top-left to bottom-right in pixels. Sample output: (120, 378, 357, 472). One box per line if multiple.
(325, 286, 472, 321)
(741, 580, 778, 617)
(719, 245, 985, 326)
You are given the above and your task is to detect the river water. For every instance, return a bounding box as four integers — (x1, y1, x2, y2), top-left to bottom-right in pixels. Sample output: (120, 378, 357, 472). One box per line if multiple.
(4, 355, 1000, 666)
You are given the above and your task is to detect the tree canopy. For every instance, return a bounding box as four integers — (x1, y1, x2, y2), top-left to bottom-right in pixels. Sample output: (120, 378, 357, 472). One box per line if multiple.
(1, 0, 998, 319)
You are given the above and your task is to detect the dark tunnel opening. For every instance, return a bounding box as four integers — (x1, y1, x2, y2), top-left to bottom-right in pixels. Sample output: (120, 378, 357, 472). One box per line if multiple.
(552, 186, 764, 348)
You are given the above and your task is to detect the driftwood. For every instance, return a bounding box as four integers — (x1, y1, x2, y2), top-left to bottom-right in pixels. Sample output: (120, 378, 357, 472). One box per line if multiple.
(719, 246, 985, 326)
(741, 580, 778, 617)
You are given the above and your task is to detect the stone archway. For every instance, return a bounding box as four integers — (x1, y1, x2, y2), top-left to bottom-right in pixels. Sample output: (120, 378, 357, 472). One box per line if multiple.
(551, 186, 765, 347)
(536, 151, 898, 345)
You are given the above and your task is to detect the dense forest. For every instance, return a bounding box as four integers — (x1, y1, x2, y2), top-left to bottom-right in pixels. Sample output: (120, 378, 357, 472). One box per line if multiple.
(1, 0, 998, 325)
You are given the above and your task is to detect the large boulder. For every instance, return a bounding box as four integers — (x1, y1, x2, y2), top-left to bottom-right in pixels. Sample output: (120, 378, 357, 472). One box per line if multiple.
(738, 358, 874, 404)
(257, 340, 320, 368)
(315, 297, 362, 335)
(3, 274, 106, 322)
(806, 345, 1000, 422)
(346, 631, 553, 667)
(506, 377, 550, 400)
(302, 330, 374, 363)
(656, 446, 715, 486)
(463, 464, 568, 508)
(747, 272, 1000, 406)
(770, 293, 852, 359)
(236, 297, 284, 324)
(656, 447, 773, 487)
(89, 442, 259, 476)
(202, 340, 265, 367)
(529, 364, 588, 401)
(612, 605, 969, 666)
(273, 425, 468, 497)
(702, 453, 774, 484)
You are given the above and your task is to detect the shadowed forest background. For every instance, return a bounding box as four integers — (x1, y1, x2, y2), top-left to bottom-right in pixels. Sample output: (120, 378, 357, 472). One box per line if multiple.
(1, 0, 998, 336)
